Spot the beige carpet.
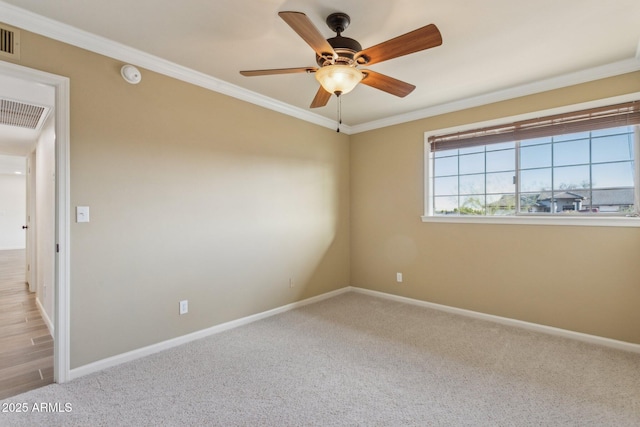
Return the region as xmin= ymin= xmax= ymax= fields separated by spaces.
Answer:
xmin=1 ymin=292 xmax=639 ymax=426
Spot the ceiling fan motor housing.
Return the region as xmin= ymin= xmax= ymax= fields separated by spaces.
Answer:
xmin=317 ymin=36 xmax=362 ymax=66
xmin=317 ymin=13 xmax=363 ymax=67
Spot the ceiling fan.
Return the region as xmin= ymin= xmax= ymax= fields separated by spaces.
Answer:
xmin=240 ymin=11 xmax=443 ymax=109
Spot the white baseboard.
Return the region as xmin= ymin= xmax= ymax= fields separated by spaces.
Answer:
xmin=35 ymin=296 xmax=54 ymax=337
xmin=69 ymin=284 xmax=639 ymax=381
xmin=69 ymin=287 xmax=351 ymax=381
xmin=350 ymin=287 xmax=640 ymax=354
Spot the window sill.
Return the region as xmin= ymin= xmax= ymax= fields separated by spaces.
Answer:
xmin=421 ymin=214 xmax=640 ymax=227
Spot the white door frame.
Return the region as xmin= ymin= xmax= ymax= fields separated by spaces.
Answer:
xmin=0 ymin=61 xmax=71 ymax=383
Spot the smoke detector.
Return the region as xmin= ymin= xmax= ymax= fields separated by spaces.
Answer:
xmin=121 ymin=65 xmax=142 ymax=84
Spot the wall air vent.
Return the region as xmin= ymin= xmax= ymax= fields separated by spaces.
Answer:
xmin=0 ymin=23 xmax=20 ymax=59
xmin=0 ymin=99 xmax=49 ymax=130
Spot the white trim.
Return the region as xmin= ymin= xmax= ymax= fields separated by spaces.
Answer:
xmin=54 ymin=73 xmax=71 ymax=384
xmin=421 ymin=215 xmax=640 ymax=227
xmin=70 ymin=285 xmax=640 ymax=380
xmin=1 ymin=1 xmax=638 ymax=135
xmin=635 ymin=126 xmax=640 ymax=212
xmin=0 ymin=61 xmax=72 ymax=384
xmin=0 ymin=1 xmax=349 ymax=134
xmin=69 ymin=287 xmax=351 ymax=380
xmin=350 ymin=287 xmax=640 ymax=354
xmin=351 ymin=58 xmax=640 ymax=133
xmin=424 ymin=137 xmax=433 ymax=217
xmin=35 ymin=296 xmax=54 ymax=337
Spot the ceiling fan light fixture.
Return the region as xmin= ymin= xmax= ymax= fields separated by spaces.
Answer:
xmin=315 ymin=65 xmax=363 ymax=95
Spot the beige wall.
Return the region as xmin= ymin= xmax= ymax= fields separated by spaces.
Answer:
xmin=3 ymin=30 xmax=350 ymax=367
xmin=3 ymin=25 xmax=640 ymax=370
xmin=350 ymin=72 xmax=640 ymax=345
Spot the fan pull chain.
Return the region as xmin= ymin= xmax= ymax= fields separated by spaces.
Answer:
xmin=336 ymin=93 xmax=342 ymax=133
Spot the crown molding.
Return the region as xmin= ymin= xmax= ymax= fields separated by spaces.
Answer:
xmin=350 ymin=57 xmax=640 ymax=134
xmin=0 ymin=1 xmax=353 ymax=134
xmin=2 ymin=1 xmax=637 ymax=137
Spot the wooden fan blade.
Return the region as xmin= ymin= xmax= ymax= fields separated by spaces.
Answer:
xmin=240 ymin=67 xmax=317 ymax=76
xmin=278 ymin=11 xmax=336 ymax=58
xmin=356 ymin=24 xmax=442 ymax=65
xmin=310 ymin=86 xmax=332 ymax=108
xmin=360 ymin=70 xmax=416 ymax=97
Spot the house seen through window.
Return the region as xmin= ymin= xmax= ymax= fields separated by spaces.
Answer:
xmin=427 ymin=102 xmax=640 ymax=217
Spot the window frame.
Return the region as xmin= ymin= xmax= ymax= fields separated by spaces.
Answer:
xmin=423 ymin=95 xmax=640 ymax=227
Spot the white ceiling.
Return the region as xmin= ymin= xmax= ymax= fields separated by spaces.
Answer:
xmin=2 ymin=0 xmax=640 ymax=131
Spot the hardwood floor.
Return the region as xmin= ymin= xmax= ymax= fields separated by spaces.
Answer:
xmin=0 ymin=249 xmax=53 ymax=400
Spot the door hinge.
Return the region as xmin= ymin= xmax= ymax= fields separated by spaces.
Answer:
xmin=56 ymin=244 xmax=59 ymax=253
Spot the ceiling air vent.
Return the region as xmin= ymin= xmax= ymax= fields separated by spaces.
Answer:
xmin=0 ymin=23 xmax=20 ymax=59
xmin=0 ymin=99 xmax=49 ymax=130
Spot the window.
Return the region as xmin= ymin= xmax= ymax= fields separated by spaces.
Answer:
xmin=425 ymin=101 xmax=640 ymax=224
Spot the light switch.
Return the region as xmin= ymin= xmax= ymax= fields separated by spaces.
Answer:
xmin=76 ymin=206 xmax=90 ymax=223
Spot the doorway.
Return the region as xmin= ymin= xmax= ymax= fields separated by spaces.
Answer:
xmin=0 ymin=83 xmax=55 ymax=399
xmin=0 ymin=60 xmax=70 ymax=386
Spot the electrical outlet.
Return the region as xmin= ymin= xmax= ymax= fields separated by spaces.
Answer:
xmin=289 ymin=278 xmax=295 ymax=288
xmin=179 ymin=300 xmax=188 ymax=315
xmin=396 ymin=272 xmax=403 ymax=283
